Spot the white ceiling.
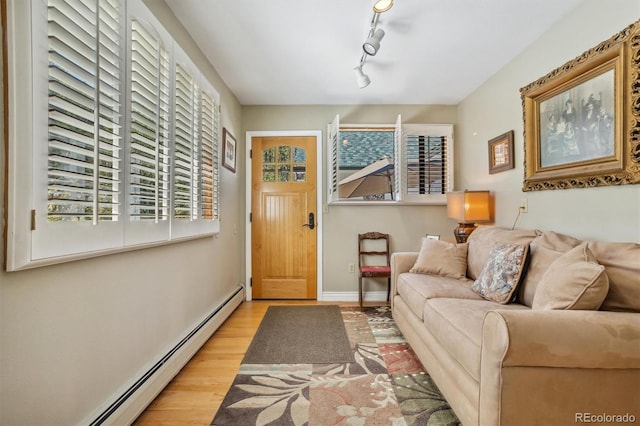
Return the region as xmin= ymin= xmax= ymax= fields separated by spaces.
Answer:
xmin=165 ymin=0 xmax=583 ymax=105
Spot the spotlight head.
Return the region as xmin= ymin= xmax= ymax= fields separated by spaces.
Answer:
xmin=353 ymin=65 xmax=371 ymax=89
xmin=373 ymin=0 xmax=393 ymax=13
xmin=363 ymin=28 xmax=385 ymax=56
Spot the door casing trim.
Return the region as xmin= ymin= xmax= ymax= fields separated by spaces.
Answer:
xmin=245 ymin=130 xmax=324 ymax=301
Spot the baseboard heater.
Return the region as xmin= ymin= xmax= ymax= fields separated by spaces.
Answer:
xmin=89 ymin=285 xmax=244 ymax=426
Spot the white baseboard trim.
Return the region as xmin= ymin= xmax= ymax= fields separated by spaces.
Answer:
xmin=321 ymin=291 xmax=389 ymax=302
xmin=86 ymin=286 xmax=244 ymax=426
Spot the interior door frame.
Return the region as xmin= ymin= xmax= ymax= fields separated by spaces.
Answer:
xmin=245 ymin=130 xmax=324 ymax=301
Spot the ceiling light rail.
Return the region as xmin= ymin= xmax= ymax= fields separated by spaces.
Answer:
xmin=354 ymin=0 xmax=393 ymax=88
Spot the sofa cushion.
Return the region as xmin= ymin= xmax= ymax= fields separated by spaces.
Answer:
xmin=471 ymin=243 xmax=529 ymax=304
xmin=518 ymin=231 xmax=583 ymax=307
xmin=587 ymin=241 xmax=640 ymax=312
xmin=423 ymin=298 xmax=528 ymax=381
xmin=532 ymin=244 xmax=609 ymax=310
xmin=466 ymin=226 xmax=540 ymax=280
xmin=410 ymin=238 xmax=468 ymax=279
xmin=396 ymin=273 xmax=480 ymax=320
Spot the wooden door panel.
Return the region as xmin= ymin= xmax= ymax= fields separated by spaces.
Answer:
xmin=251 ymin=136 xmax=317 ymax=299
xmin=261 ymin=192 xmax=307 ymax=278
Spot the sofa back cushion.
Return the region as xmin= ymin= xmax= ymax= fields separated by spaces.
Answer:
xmin=410 ymin=238 xmax=468 ymax=279
xmin=519 ymin=232 xmax=640 ymax=312
xmin=518 ymin=231 xmax=583 ymax=307
xmin=587 ymin=241 xmax=640 ymax=312
xmin=466 ymin=226 xmax=540 ymax=280
xmin=532 ymin=243 xmax=609 ymax=310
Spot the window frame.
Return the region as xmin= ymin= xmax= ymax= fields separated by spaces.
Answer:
xmin=327 ymin=115 xmax=454 ymax=206
xmin=5 ymin=0 xmax=221 ymax=271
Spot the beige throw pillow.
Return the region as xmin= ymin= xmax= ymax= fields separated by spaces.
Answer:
xmin=471 ymin=242 xmax=529 ymax=304
xmin=532 ymin=244 xmax=609 ymax=310
xmin=410 ymin=238 xmax=468 ymax=279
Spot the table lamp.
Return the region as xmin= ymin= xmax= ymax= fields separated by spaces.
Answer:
xmin=446 ymin=190 xmax=491 ymax=243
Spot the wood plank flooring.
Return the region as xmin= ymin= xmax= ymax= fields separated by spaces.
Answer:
xmin=133 ymin=300 xmax=369 ymax=425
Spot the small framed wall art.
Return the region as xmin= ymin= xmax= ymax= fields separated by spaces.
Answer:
xmin=488 ymin=130 xmax=515 ymax=174
xmin=222 ymin=127 xmax=237 ymax=173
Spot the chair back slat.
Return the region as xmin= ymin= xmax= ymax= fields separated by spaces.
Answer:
xmin=358 ymin=232 xmax=390 ymax=268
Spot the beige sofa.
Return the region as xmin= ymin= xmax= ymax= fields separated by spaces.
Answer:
xmin=390 ymin=226 xmax=640 ymax=426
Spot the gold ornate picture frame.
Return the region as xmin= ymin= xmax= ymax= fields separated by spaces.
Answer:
xmin=520 ymin=19 xmax=639 ymax=191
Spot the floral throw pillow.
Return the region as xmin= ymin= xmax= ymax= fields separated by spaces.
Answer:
xmin=471 ymin=242 xmax=529 ymax=304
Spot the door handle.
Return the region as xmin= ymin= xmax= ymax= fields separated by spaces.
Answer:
xmin=302 ymin=212 xmax=315 ymax=230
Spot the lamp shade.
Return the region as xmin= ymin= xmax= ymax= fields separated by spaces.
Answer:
xmin=446 ymin=191 xmax=491 ymax=223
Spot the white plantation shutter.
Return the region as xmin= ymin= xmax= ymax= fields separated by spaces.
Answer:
xmin=7 ymin=0 xmax=222 ymax=270
xmin=26 ymin=0 xmax=125 ymax=262
xmin=47 ymin=0 xmax=122 ymax=223
xmin=406 ymin=136 xmax=446 ymax=194
xmin=327 ymin=114 xmax=340 ymax=202
xmin=191 ymin=82 xmax=202 ymax=220
xmin=173 ymin=63 xmax=196 ymax=220
xmin=172 ymin=50 xmax=220 ymax=237
xmin=394 ymin=114 xmax=403 ymax=202
xmin=402 ymin=124 xmax=453 ymax=203
xmin=201 ymin=91 xmax=219 ymax=220
xmin=128 ymin=18 xmax=171 ymax=223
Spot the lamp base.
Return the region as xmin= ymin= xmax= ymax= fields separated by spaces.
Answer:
xmin=453 ymin=223 xmax=477 ymax=243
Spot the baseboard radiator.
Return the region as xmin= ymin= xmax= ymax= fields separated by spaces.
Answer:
xmin=88 ymin=285 xmax=245 ymax=426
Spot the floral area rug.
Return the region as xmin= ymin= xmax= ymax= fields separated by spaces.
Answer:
xmin=211 ymin=306 xmax=461 ymax=425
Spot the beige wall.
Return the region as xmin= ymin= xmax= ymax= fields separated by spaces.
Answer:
xmin=457 ymin=0 xmax=640 ymax=242
xmin=242 ymin=105 xmax=459 ymax=295
xmin=0 ymin=1 xmax=244 ymax=424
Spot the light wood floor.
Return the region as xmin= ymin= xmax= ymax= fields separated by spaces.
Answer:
xmin=133 ymin=300 xmax=370 ymax=425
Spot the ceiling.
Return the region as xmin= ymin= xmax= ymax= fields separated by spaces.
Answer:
xmin=165 ymin=0 xmax=583 ymax=106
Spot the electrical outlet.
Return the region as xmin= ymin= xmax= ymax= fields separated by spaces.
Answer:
xmin=520 ymin=198 xmax=528 ymax=213
xmin=348 ymin=263 xmax=355 ymax=273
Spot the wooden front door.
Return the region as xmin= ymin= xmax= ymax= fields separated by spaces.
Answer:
xmin=251 ymin=136 xmax=317 ymax=299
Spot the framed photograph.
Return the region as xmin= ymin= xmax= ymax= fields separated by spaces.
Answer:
xmin=222 ymin=127 xmax=237 ymax=173
xmin=520 ymin=20 xmax=639 ymax=191
xmin=488 ymin=130 xmax=514 ymax=174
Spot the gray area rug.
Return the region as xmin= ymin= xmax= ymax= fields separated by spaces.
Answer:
xmin=242 ymin=305 xmax=354 ymax=364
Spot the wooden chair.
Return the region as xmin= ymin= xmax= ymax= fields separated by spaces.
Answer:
xmin=358 ymin=232 xmax=391 ymax=310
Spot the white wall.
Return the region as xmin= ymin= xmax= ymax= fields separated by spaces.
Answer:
xmin=0 ymin=1 xmax=244 ymax=424
xmin=457 ymin=0 xmax=640 ymax=242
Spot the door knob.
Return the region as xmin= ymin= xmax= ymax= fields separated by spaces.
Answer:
xmin=302 ymin=212 xmax=315 ymax=230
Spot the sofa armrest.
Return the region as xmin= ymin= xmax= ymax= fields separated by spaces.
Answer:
xmin=390 ymin=252 xmax=418 ymax=309
xmin=482 ymin=310 xmax=640 ymax=369
xmin=480 ymin=310 xmax=640 ymax=426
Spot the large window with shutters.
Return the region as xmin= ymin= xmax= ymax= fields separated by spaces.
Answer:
xmin=5 ymin=0 xmax=221 ymax=271
xmin=328 ymin=115 xmax=454 ymax=204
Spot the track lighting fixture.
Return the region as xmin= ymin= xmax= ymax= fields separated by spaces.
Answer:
xmin=363 ymin=28 xmax=385 ymax=56
xmin=354 ymin=64 xmax=371 ymax=89
xmin=354 ymin=0 xmax=394 ymax=88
